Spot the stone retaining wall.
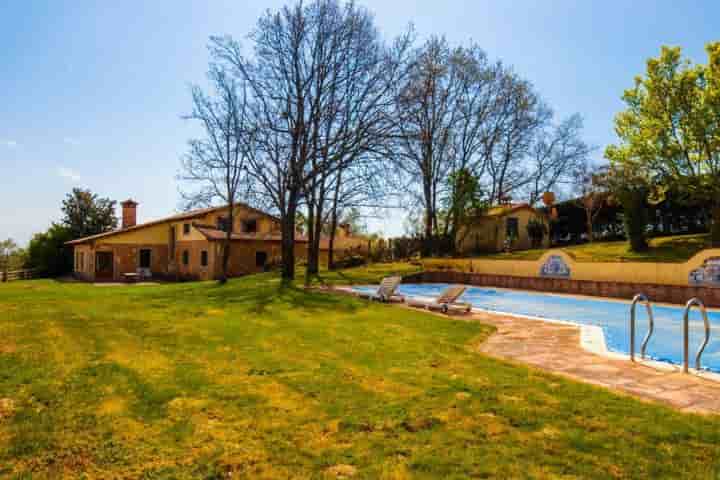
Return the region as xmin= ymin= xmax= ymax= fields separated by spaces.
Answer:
xmin=403 ymin=270 xmax=720 ymax=307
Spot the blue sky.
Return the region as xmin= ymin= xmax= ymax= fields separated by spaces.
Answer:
xmin=1 ymin=1 xmax=718 ymax=245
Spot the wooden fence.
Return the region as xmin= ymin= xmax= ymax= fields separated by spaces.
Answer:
xmin=1 ymin=269 xmax=40 ymax=282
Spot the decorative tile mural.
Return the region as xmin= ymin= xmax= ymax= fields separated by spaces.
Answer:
xmin=689 ymin=257 xmax=720 ymax=287
xmin=540 ymin=255 xmax=571 ymax=278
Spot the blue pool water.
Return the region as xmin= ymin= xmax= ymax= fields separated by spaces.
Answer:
xmin=352 ymin=283 xmax=720 ymax=373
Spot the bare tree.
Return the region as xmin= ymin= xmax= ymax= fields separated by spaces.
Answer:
xmin=393 ymin=39 xmax=544 ymax=254
xmin=483 ymin=74 xmax=550 ymax=205
xmin=574 ymin=163 xmax=609 ymax=242
xmin=325 ymin=153 xmax=392 ymax=269
xmin=440 ymin=47 xmax=508 ymax=246
xmin=211 ymin=0 xmax=411 ymax=281
xmin=300 ymin=4 xmax=411 ymax=283
xmin=393 ymin=36 xmax=463 ymax=255
xmin=525 ymin=114 xmax=593 ymax=205
xmin=180 ymin=64 xmax=252 ymax=283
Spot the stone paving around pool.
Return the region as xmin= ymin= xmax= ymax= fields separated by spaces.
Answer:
xmin=471 ymin=310 xmax=720 ymax=415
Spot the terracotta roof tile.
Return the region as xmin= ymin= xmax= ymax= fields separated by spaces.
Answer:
xmin=66 ymin=203 xmax=279 ymax=245
xmin=485 ymin=203 xmax=542 ymax=217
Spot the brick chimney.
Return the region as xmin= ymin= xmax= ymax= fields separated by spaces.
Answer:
xmin=121 ymin=199 xmax=138 ymax=229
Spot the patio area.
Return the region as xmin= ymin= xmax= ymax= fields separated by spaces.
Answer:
xmin=473 ymin=310 xmax=720 ymax=415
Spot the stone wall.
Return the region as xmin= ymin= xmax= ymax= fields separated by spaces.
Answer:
xmin=404 ymin=270 xmax=720 ymax=307
xmin=174 ymin=240 xmax=214 ymax=281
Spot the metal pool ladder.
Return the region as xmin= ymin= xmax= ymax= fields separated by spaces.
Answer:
xmin=682 ymin=298 xmax=711 ymax=373
xmin=630 ymin=294 xmax=655 ymax=361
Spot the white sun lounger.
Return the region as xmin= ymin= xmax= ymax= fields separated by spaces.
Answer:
xmin=407 ymin=285 xmax=472 ymax=314
xmin=357 ymin=276 xmax=404 ymax=303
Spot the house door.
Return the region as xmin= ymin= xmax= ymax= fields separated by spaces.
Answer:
xmin=256 ymin=251 xmax=268 ymax=269
xmin=95 ymin=251 xmax=114 ymax=280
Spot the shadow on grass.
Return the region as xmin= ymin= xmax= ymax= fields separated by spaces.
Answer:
xmin=69 ymin=362 xmax=178 ymax=421
xmin=200 ymin=275 xmax=362 ymax=316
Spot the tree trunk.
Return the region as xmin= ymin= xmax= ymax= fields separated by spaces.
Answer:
xmin=623 ymin=190 xmax=649 ymax=252
xmin=327 ymin=212 xmax=338 ymax=271
xmin=306 ymin=181 xmax=326 ymax=282
xmin=281 ymin=196 xmax=299 ymax=281
xmin=219 ymin=205 xmax=233 ymax=284
xmin=711 ymin=204 xmax=720 ymax=247
xmin=309 ymin=205 xmax=323 ymax=275
xmin=424 ymin=212 xmax=433 ymax=256
xmin=327 ymin=171 xmax=342 ymax=270
xmin=327 ymin=233 xmax=336 ymax=270
xmin=220 ymin=237 xmax=230 ymax=284
xmin=423 ymin=195 xmax=434 ymax=257
xmin=449 ymin=203 xmax=461 ymax=255
xmin=305 ymin=197 xmax=316 ymax=286
xmin=585 ymin=209 xmax=593 ymax=243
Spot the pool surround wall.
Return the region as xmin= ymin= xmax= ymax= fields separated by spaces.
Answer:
xmin=403 ymin=270 xmax=720 ymax=307
xmin=420 ymin=249 xmax=720 ymax=287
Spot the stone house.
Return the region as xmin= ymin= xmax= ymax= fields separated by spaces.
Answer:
xmin=67 ymin=200 xmax=364 ymax=281
xmin=456 ymin=203 xmax=550 ymax=254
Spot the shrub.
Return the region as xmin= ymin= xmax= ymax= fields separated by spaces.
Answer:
xmin=333 ymin=255 xmax=366 ymax=269
xmin=526 ymin=218 xmax=548 ymax=248
xmin=26 ymin=224 xmax=73 ymax=276
xmin=620 ymin=190 xmax=649 ymax=252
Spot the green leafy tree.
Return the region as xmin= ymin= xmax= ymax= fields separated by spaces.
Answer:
xmin=26 ymin=224 xmax=74 ymax=276
xmin=606 ymin=43 xmax=720 ymax=246
xmin=525 ymin=217 xmax=548 ymax=248
xmin=61 ymin=188 xmax=118 ymax=239
xmin=603 ymin=163 xmax=652 ymax=251
xmin=441 ymin=168 xmax=487 ymax=252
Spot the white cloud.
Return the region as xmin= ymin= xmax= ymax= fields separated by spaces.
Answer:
xmin=63 ymin=137 xmax=81 ymax=146
xmin=57 ymin=167 xmax=82 ymax=182
xmin=1 ymin=139 xmax=18 ymax=148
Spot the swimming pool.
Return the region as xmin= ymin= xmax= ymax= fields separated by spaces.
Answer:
xmin=351 ymin=283 xmax=720 ymax=373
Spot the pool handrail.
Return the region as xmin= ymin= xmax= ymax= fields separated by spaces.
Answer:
xmin=682 ymin=297 xmax=711 ymax=373
xmin=630 ymin=293 xmax=655 ymax=362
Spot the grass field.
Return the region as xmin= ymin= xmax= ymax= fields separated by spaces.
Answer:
xmin=1 ymin=264 xmax=720 ymax=478
xmin=482 ymin=233 xmax=712 ymax=263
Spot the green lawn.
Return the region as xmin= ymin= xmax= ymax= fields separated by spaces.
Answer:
xmin=483 ymin=233 xmax=712 ymax=263
xmin=1 ymin=265 xmax=720 ymax=478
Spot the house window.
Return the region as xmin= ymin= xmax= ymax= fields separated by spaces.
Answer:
xmin=80 ymin=252 xmax=84 ymax=271
xmin=256 ymin=251 xmax=268 ymax=268
xmin=506 ymin=217 xmax=519 ymax=239
xmin=217 ymin=216 xmax=231 ymax=232
xmin=75 ymin=252 xmax=79 ymax=271
xmin=183 ymin=223 xmax=191 ymax=235
xmin=182 ymin=250 xmax=189 ymax=266
xmin=139 ymin=249 xmax=152 ymax=269
xmin=201 ymin=250 xmax=208 ymax=267
xmin=243 ymin=219 xmax=258 ymax=233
